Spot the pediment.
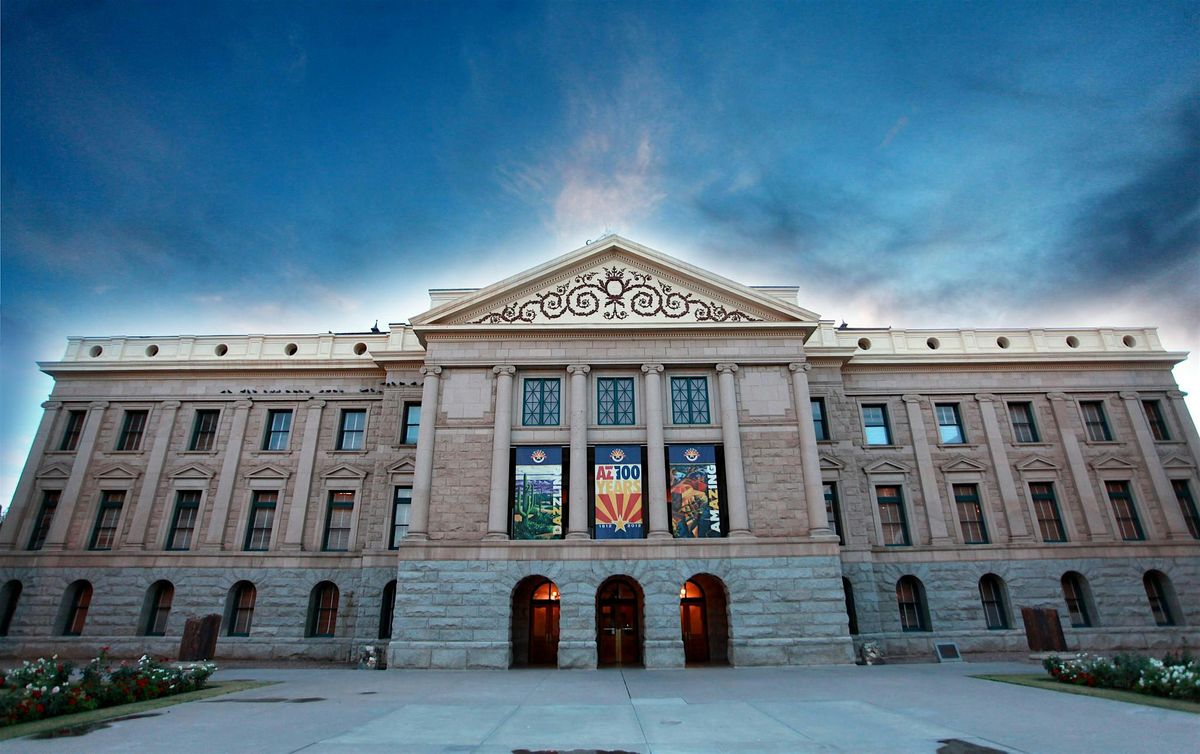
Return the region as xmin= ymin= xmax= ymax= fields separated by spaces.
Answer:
xmin=1016 ymin=456 xmax=1060 ymax=472
xmin=36 ymin=463 xmax=72 ymax=480
xmin=243 ymin=463 xmax=291 ymax=480
xmin=1090 ymin=455 xmax=1137 ymax=471
xmin=94 ymin=463 xmax=140 ymax=480
xmin=320 ymin=464 xmax=368 ymax=480
xmin=1161 ymin=455 xmax=1195 ymax=470
xmin=169 ymin=463 xmax=216 ymax=480
xmin=940 ymin=457 xmax=988 ymax=473
xmin=819 ymin=455 xmax=846 ymax=471
xmin=865 ymin=459 xmax=911 ymax=474
xmin=387 ymin=458 xmax=416 ymax=475
xmin=412 ymin=236 xmax=820 ymax=327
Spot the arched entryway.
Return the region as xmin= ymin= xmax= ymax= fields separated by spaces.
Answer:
xmin=511 ymin=576 xmax=560 ymax=667
xmin=596 ymin=576 xmax=643 ymax=667
xmin=679 ymin=574 xmax=729 ymax=665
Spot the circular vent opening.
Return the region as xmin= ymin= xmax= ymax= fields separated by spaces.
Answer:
xmin=215 ymin=344 xmax=229 ymax=357
xmin=926 ymin=337 xmax=941 ymax=350
xmin=996 ymin=336 xmax=1010 ymax=349
xmin=89 ymin=345 xmax=103 ymax=358
xmin=857 ymin=338 xmax=872 ymax=351
xmin=145 ymin=345 xmax=159 ymax=357
xmin=284 ymin=343 xmax=299 ymax=356
xmin=1122 ymin=335 xmax=1136 ymax=347
xmin=354 ymin=342 xmax=368 ymax=356
xmin=1066 ymin=336 xmax=1080 ymax=348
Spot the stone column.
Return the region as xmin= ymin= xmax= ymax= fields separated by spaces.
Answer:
xmin=1047 ymin=392 xmax=1113 ymax=541
xmin=1120 ymin=392 xmax=1192 ymax=539
xmin=0 ymin=401 xmax=62 ymax=549
xmin=406 ymin=366 xmax=443 ymax=542
xmin=788 ymin=362 xmax=831 ymax=536
xmin=201 ymin=400 xmax=252 ymax=550
xmin=641 ymin=364 xmax=670 ymax=539
xmin=43 ymin=401 xmax=107 ymax=551
xmin=1167 ymin=390 xmax=1200 ymax=477
xmin=123 ymin=401 xmax=181 ymax=549
xmin=975 ymin=394 xmax=1034 ymax=542
xmin=484 ymin=366 xmax=516 ymax=540
xmin=902 ymin=395 xmax=952 ymax=545
xmin=566 ymin=364 xmax=591 ymax=539
xmin=282 ymin=399 xmax=326 ymax=550
xmin=716 ymin=364 xmax=752 ymax=538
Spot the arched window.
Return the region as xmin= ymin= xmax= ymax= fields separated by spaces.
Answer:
xmin=1060 ymin=572 xmax=1094 ymax=628
xmin=1143 ymin=571 xmax=1178 ymax=626
xmin=143 ymin=581 xmax=174 ymax=636
xmin=0 ymin=580 xmax=22 ymax=636
xmin=896 ymin=576 xmax=929 ymax=632
xmin=842 ymin=578 xmax=858 ymax=635
xmin=379 ymin=580 xmax=397 ymax=640
xmin=227 ymin=581 xmax=256 ymax=636
xmin=61 ymin=580 xmax=93 ymax=636
xmin=307 ymin=582 xmax=339 ymax=637
xmin=978 ymin=574 xmax=1010 ymax=630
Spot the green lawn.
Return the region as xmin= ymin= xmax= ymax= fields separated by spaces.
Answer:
xmin=0 ymin=679 xmax=276 ymax=741
xmin=974 ymin=674 xmax=1200 ymax=714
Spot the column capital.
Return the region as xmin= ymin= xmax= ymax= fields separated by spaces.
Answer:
xmin=715 ymin=363 xmax=739 ymax=374
xmin=308 ymin=399 xmax=327 ymax=409
xmin=566 ymin=364 xmax=591 ymax=376
xmin=901 ymin=394 xmax=923 ymax=404
xmin=1167 ymin=390 xmax=1187 ymax=399
xmin=641 ymin=363 xmax=664 ymax=374
xmin=88 ymin=400 xmax=110 ymax=410
xmin=420 ymin=365 xmax=443 ymax=377
xmin=1118 ymin=391 xmax=1141 ymax=401
xmin=160 ymin=400 xmax=182 ymax=410
xmin=974 ymin=393 xmax=999 ymax=403
xmin=1047 ymin=392 xmax=1071 ymax=402
xmin=788 ymin=362 xmax=812 ymax=373
xmin=492 ymin=365 xmax=516 ymax=377
xmin=233 ymin=400 xmax=254 ymax=410
xmin=41 ymin=401 xmax=63 ymax=410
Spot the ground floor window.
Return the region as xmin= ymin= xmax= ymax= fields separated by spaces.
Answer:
xmin=308 ymin=581 xmax=339 ymax=637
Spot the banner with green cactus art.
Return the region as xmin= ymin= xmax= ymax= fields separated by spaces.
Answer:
xmin=513 ymin=446 xmax=563 ymax=539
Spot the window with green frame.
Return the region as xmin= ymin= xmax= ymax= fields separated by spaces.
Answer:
xmin=671 ymin=377 xmax=710 ymax=424
xmin=522 ymin=378 xmax=560 ymax=425
xmin=597 ymin=377 xmax=635 ymax=425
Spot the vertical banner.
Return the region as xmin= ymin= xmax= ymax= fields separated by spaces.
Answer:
xmin=594 ymin=445 xmax=644 ymax=539
xmin=669 ymin=445 xmax=722 ymax=538
xmin=513 ymin=447 xmax=563 ymax=540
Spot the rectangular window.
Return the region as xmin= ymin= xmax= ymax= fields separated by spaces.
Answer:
xmin=390 ymin=487 xmax=412 ymax=549
xmin=116 ymin=410 xmax=148 ymax=451
xmin=876 ymin=485 xmax=910 ymax=546
xmin=1029 ymin=482 xmax=1067 ymax=542
xmin=89 ymin=491 xmax=124 ymax=550
xmin=811 ymin=398 xmax=829 ymax=441
xmin=401 ymin=403 xmax=421 ymax=445
xmin=823 ymin=482 xmax=843 ymax=544
xmin=597 ymin=377 xmax=635 ymax=426
xmin=523 ymin=378 xmax=561 ymax=426
xmin=1173 ymin=479 xmax=1200 ymax=539
xmin=337 ymin=409 xmax=366 ymax=450
xmin=263 ymin=409 xmax=293 ymax=450
xmin=936 ymin=403 xmax=966 ymax=444
xmin=167 ymin=490 xmax=201 ymax=550
xmin=670 ymin=377 xmax=710 ymax=425
xmin=1080 ymin=401 xmax=1112 ymax=442
xmin=189 ymin=409 xmax=220 ymax=451
xmin=323 ymin=491 xmax=355 ymax=551
xmin=28 ymin=490 xmax=60 ymax=550
xmin=1008 ymin=402 xmax=1039 ymax=443
xmin=862 ymin=405 xmax=892 ymax=446
xmin=954 ymin=483 xmax=989 ymax=544
xmin=1105 ymin=480 xmax=1144 ymax=541
xmin=1142 ymin=400 xmax=1170 ymax=441
xmin=244 ymin=491 xmax=277 ymax=551
xmin=59 ymin=411 xmax=86 ymax=451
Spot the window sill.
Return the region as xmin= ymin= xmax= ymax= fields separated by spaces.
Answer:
xmin=110 ymin=450 xmax=145 ymax=455
xmin=1084 ymin=440 xmax=1121 ymax=446
xmin=862 ymin=444 xmax=903 ymax=450
xmin=1012 ymin=442 xmax=1051 ymax=448
xmin=258 ymin=449 xmax=292 ymax=454
xmin=182 ymin=450 xmax=219 ymax=456
xmin=331 ymin=449 xmax=368 ymax=454
xmin=936 ymin=442 xmax=982 ymax=449
xmin=44 ymin=450 xmax=77 ymax=455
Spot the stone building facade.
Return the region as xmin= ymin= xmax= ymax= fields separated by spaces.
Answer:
xmin=0 ymin=236 xmax=1197 ymax=667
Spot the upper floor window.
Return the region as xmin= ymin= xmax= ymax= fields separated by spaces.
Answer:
xmin=337 ymin=409 xmax=366 ymax=450
xmin=323 ymin=491 xmax=355 ymax=551
xmin=936 ymin=403 xmax=965 ymax=444
xmin=823 ymin=482 xmax=843 ymax=544
xmin=597 ymin=377 xmax=635 ymax=426
xmin=862 ymin=405 xmax=892 ymax=446
xmin=875 ymin=485 xmax=910 ymax=546
xmin=1029 ymin=482 xmax=1067 ymax=543
xmin=59 ymin=410 xmax=86 ymax=451
xmin=1142 ymin=400 xmax=1170 ymax=441
xmin=391 ymin=487 xmax=412 ymax=548
xmin=244 ymin=490 xmax=277 ymax=551
xmin=1080 ymin=401 xmax=1112 ymax=442
xmin=189 ymin=410 xmax=220 ymax=451
xmin=954 ymin=483 xmax=989 ymax=544
xmin=401 ymin=403 xmax=421 ymax=445
xmin=1173 ymin=479 xmax=1200 ymax=539
xmin=89 ymin=491 xmax=124 ymax=550
xmin=28 ymin=490 xmax=59 ymax=551
xmin=811 ymin=398 xmax=829 ymax=441
xmin=670 ymin=377 xmax=710 ymax=424
xmin=1008 ymin=402 xmax=1039 ymax=443
xmin=167 ymin=490 xmax=201 ymax=550
xmin=116 ymin=410 xmax=148 ymax=451
xmin=1104 ymin=480 xmax=1144 ymax=541
xmin=263 ymin=409 xmax=293 ymax=451
xmin=522 ymin=378 xmax=561 ymax=426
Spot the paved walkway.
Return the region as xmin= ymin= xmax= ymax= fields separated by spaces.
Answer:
xmin=5 ymin=662 xmax=1197 ymax=753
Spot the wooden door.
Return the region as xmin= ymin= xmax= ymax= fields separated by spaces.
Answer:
xmin=681 ymin=602 xmax=709 ymax=663
xmin=616 ymin=601 xmax=638 ymax=664
xmin=597 ymin=579 xmax=641 ymax=666
xmin=529 ymin=601 xmax=560 ymax=665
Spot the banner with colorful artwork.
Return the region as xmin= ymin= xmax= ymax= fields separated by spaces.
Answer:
xmin=594 ymin=445 xmax=643 ymax=539
xmin=513 ymin=446 xmax=563 ymax=539
xmin=669 ymin=445 xmax=722 ymax=538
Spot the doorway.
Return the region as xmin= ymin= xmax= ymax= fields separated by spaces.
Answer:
xmin=511 ymin=576 xmax=560 ymax=667
xmin=679 ymin=573 xmax=730 ymax=665
xmin=680 ymin=579 xmax=709 ymax=663
xmin=596 ymin=576 xmax=642 ymax=666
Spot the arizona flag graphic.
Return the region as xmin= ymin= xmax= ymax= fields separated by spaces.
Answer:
xmin=594 ymin=445 xmax=643 ymax=539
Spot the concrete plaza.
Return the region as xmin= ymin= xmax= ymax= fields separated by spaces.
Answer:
xmin=4 ymin=661 xmax=1197 ymax=753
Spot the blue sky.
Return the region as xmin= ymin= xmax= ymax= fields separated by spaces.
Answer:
xmin=2 ymin=0 xmax=1198 ymax=509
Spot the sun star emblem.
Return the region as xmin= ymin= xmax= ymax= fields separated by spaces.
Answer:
xmin=614 ymin=518 xmax=628 ymax=532
xmin=530 ymin=449 xmax=547 ymax=463
xmin=683 ymin=447 xmax=701 ymax=462
xmin=609 ymin=448 xmax=626 ymax=462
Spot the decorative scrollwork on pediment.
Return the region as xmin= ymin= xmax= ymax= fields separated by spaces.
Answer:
xmin=470 ymin=267 xmax=762 ymax=324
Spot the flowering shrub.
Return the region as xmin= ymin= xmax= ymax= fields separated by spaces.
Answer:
xmin=0 ymin=648 xmax=216 ymax=727
xmin=1044 ymin=651 xmax=1199 ymax=701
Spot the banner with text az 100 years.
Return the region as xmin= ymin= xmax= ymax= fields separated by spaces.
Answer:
xmin=669 ymin=445 xmax=722 ymax=538
xmin=594 ymin=445 xmax=643 ymax=539
xmin=513 ymin=447 xmax=563 ymax=540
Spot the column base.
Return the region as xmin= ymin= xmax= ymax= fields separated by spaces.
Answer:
xmin=728 ymin=529 xmax=755 ymax=539
xmin=403 ymin=532 xmax=429 ymax=542
xmin=276 ymin=542 xmax=304 ymax=552
xmin=930 ymin=536 xmax=955 ymax=546
xmin=481 ymin=532 xmax=509 ymax=541
xmin=647 ymin=531 xmax=672 ymax=540
xmin=564 ymin=531 xmax=590 ymax=540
